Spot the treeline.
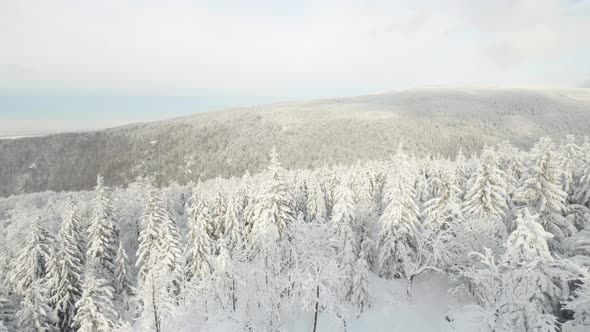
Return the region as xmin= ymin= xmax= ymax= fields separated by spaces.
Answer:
xmin=1 ymin=135 xmax=590 ymax=331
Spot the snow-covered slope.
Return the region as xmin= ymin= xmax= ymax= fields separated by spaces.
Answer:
xmin=1 ymin=87 xmax=590 ymax=196
xmin=166 ymin=272 xmax=479 ymax=332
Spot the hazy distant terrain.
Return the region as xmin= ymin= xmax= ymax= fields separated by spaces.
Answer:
xmin=1 ymin=87 xmax=590 ymax=197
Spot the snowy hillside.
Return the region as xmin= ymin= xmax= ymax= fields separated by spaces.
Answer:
xmin=2 ymin=137 xmax=590 ymax=332
xmin=1 ymin=87 xmax=590 ymax=197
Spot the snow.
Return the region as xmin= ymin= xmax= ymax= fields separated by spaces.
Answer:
xmin=165 ymin=272 xmax=478 ymax=332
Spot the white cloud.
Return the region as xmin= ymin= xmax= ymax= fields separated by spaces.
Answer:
xmin=0 ymin=0 xmax=589 ymax=97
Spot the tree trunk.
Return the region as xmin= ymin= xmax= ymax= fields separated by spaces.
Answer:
xmin=152 ymin=284 xmax=160 ymax=332
xmin=406 ymin=275 xmax=414 ymax=303
xmin=312 ymin=285 xmax=320 ymax=332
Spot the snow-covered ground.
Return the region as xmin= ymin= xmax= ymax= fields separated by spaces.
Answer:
xmin=167 ymin=272 xmax=479 ymax=332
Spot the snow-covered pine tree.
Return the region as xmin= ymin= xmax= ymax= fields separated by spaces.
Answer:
xmin=135 ymin=186 xmax=183 ymax=331
xmin=574 ymin=170 xmax=590 ymax=208
xmin=211 ymin=192 xmax=227 ymax=241
xmin=212 ymin=238 xmax=236 ymax=312
xmin=223 ymin=193 xmax=245 ymax=253
xmin=515 ymin=137 xmax=575 ymax=250
xmin=499 ymin=208 xmax=561 ymax=332
xmin=87 ymin=175 xmax=119 ymax=282
xmin=250 ymin=147 xmax=295 ymax=249
xmin=503 ymin=209 xmax=554 ymax=267
xmin=559 ymin=134 xmax=582 ymax=196
xmin=330 ymin=184 xmax=358 ymax=301
xmin=350 ymin=257 xmax=371 ymax=315
xmin=562 ymin=264 xmax=590 ymax=332
xmin=17 ymin=279 xmax=57 ymax=332
xmin=461 ymin=146 xmax=508 ymax=223
xmin=378 ymin=146 xmax=420 ymax=279
xmin=7 ymin=216 xmax=54 ymax=296
xmin=186 ymin=185 xmax=214 ymax=282
xmin=306 ymin=180 xmax=327 ymax=224
xmin=50 ymin=197 xmax=85 ymax=332
xmin=422 ymin=172 xmax=462 ymax=231
xmin=0 ymin=289 xmax=16 ymax=332
xmin=74 ymin=274 xmax=117 ymax=332
xmin=454 ymin=148 xmax=469 ymax=197
xmin=114 ymin=242 xmax=133 ymax=311
xmin=414 ymin=167 xmax=430 ymax=205
xmin=426 ymin=164 xmax=443 ymax=201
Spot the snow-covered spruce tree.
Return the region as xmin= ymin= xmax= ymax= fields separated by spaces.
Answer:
xmin=461 ymin=147 xmax=508 ymax=241
xmin=223 ymin=193 xmax=245 ymax=253
xmin=426 ymin=164 xmax=443 ymax=201
xmin=135 ymin=186 xmax=183 ymax=331
xmin=454 ymin=148 xmax=470 ymax=197
xmin=17 ymin=279 xmax=57 ymax=332
xmin=210 ymin=192 xmax=227 ymax=242
xmin=574 ymin=170 xmax=590 ymax=208
xmin=496 ymin=140 xmax=524 ymax=201
xmin=114 ymin=242 xmax=133 ymax=311
xmin=559 ymin=134 xmax=583 ymax=196
xmin=288 ymin=218 xmax=342 ymax=332
xmin=50 ymin=198 xmax=85 ymax=332
xmin=250 ymin=147 xmax=295 ymax=249
xmin=414 ymin=167 xmax=431 ymax=206
xmin=500 ymin=208 xmax=561 ymax=331
xmin=515 ymin=137 xmax=574 ymax=250
xmin=212 ymin=238 xmax=237 ymax=312
xmin=87 ymin=175 xmax=120 ymax=282
xmin=7 ymin=216 xmax=54 ymax=296
xmin=350 ymin=257 xmax=371 ymax=315
xmin=563 ymin=223 xmax=590 ymax=267
xmin=378 ymin=146 xmax=420 ymax=279
xmin=185 ymin=184 xmax=214 ymax=282
xmin=330 ymin=184 xmax=358 ymax=301
xmin=306 ymin=180 xmax=327 ymax=224
xmin=422 ymin=172 xmax=462 ymax=231
xmin=0 ymin=289 xmax=17 ymax=332
xmin=562 ymin=264 xmax=590 ymax=332
xmin=74 ymin=273 xmax=117 ymax=332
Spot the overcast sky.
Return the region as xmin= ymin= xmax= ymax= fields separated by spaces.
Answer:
xmin=1 ymin=0 xmax=589 ymax=133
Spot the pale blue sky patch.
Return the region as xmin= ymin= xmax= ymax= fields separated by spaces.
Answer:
xmin=1 ymin=0 xmax=589 ymax=133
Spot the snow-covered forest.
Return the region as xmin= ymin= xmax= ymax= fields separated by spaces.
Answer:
xmin=2 ymin=135 xmax=590 ymax=332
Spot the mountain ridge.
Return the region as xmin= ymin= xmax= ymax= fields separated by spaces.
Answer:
xmin=1 ymin=86 xmax=590 ymax=197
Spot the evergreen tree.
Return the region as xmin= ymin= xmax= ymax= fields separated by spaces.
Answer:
xmin=8 ymin=216 xmax=54 ymax=296
xmin=136 ymin=186 xmax=182 ymax=332
xmin=350 ymin=257 xmax=371 ymax=315
xmin=378 ymin=147 xmax=420 ymax=279
xmin=331 ymin=184 xmax=357 ymax=300
xmin=562 ymin=265 xmax=590 ymax=331
xmin=51 ymin=198 xmax=85 ymax=332
xmin=515 ymin=138 xmax=574 ymax=249
xmin=500 ymin=209 xmax=561 ymax=332
xmin=87 ymin=175 xmax=119 ymax=282
xmin=74 ymin=274 xmax=116 ymax=332
xmin=250 ymin=147 xmax=295 ymax=248
xmin=224 ymin=193 xmax=244 ymax=253
xmin=186 ymin=186 xmax=214 ymax=282
xmin=0 ymin=290 xmax=16 ymax=332
xmin=574 ymin=171 xmax=590 ymax=208
xmin=17 ymin=279 xmax=57 ymax=332
xmin=210 ymin=192 xmax=227 ymax=241
xmin=306 ymin=180 xmax=327 ymax=223
xmin=462 ymin=147 xmax=508 ymax=223
xmin=559 ymin=134 xmax=582 ymax=196
xmin=113 ymin=243 xmax=133 ymax=311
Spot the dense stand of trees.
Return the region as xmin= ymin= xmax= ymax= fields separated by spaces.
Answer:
xmin=1 ymin=135 xmax=590 ymax=331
